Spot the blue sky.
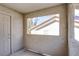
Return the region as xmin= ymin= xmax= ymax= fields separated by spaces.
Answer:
xmin=32 ymin=15 xmax=52 ymax=25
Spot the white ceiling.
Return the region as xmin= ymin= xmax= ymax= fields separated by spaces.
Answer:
xmin=1 ymin=3 xmax=62 ymax=14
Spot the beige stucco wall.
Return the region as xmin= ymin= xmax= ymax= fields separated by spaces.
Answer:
xmin=0 ymin=5 xmax=23 ymax=54
xmin=24 ymin=4 xmax=68 ymax=56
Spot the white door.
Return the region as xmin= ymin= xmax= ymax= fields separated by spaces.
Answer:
xmin=0 ymin=13 xmax=10 ymax=56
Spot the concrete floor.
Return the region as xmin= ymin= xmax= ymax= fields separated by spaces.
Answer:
xmin=10 ymin=49 xmax=43 ymax=56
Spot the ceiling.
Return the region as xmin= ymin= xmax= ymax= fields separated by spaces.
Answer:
xmin=1 ymin=3 xmax=62 ymax=14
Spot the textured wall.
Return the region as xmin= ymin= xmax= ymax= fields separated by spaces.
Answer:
xmin=24 ymin=4 xmax=68 ymax=56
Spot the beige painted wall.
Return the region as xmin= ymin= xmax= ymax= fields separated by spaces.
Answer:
xmin=68 ymin=3 xmax=74 ymax=56
xmin=11 ymin=13 xmax=23 ymax=53
xmin=0 ymin=5 xmax=23 ymax=54
xmin=24 ymin=4 xmax=68 ymax=56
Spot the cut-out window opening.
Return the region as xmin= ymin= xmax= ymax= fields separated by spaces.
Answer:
xmin=27 ymin=14 xmax=60 ymax=35
xmin=74 ymin=9 xmax=79 ymax=41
